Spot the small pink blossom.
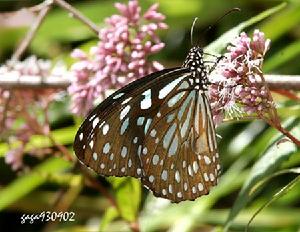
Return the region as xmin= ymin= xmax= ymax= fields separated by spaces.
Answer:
xmin=209 ymin=30 xmax=272 ymax=125
xmin=5 ymin=147 xmax=24 ymax=171
xmin=68 ymin=0 xmax=168 ymax=116
xmin=0 ymin=56 xmax=66 ymax=170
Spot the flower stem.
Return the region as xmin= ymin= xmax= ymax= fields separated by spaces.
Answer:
xmin=2 ymin=74 xmax=299 ymax=90
xmin=9 ymin=0 xmax=99 ymax=62
xmin=274 ymin=123 xmax=300 ymax=147
xmin=53 ymin=0 xmax=99 ymax=34
xmin=80 ymin=165 xmax=119 ymax=209
xmin=11 ymin=1 xmax=52 ymax=61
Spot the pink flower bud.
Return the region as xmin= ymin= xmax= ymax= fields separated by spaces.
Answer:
xmin=68 ymin=0 xmax=167 ymax=116
xmin=71 ymin=49 xmax=87 ymax=59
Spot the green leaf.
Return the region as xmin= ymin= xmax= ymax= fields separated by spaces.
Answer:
xmin=0 ymin=126 xmax=77 ymax=157
xmin=0 ymin=157 xmax=71 ymax=211
xmin=224 ymin=121 xmax=300 ymax=230
xmin=30 ymin=1 xmax=117 ymax=57
xmin=107 ymin=177 xmax=141 ymax=222
xmin=277 ymin=104 xmax=300 ymax=119
xmin=0 ymin=27 xmax=26 ymax=59
xmin=99 ymin=206 xmax=119 ymax=232
xmin=264 ymin=40 xmax=300 ymax=72
xmin=246 ymin=174 xmax=300 ymax=231
xmin=260 ymin=3 xmax=300 ymax=41
xmin=250 ymin=167 xmax=300 ymax=195
xmin=205 ymin=2 xmax=286 ymax=54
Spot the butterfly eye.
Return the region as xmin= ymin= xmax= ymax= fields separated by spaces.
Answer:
xmin=74 ymin=47 xmax=221 ymax=203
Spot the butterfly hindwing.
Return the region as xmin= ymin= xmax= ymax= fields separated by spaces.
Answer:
xmin=140 ymin=81 xmax=220 ymax=202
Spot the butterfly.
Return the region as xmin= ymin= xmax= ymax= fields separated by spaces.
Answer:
xmin=73 ymin=45 xmax=221 ymax=203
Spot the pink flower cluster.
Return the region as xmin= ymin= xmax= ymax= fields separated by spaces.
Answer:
xmin=0 ymin=56 xmax=63 ymax=170
xmin=209 ymin=30 xmax=272 ymax=125
xmin=68 ymin=0 xmax=168 ymax=116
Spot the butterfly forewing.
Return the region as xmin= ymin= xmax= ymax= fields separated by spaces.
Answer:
xmin=74 ymin=68 xmax=190 ymax=178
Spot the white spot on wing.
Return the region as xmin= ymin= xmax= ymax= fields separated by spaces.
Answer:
xmin=178 ymin=91 xmax=195 ymax=120
xmin=79 ymin=132 xmax=83 ymax=141
xmin=177 ymin=192 xmax=182 ymax=198
xmin=161 ymin=170 xmax=167 ymax=181
xmin=128 ymin=159 xmax=132 ymax=167
xmin=199 ymin=94 xmax=207 ymax=128
xmin=192 ymin=186 xmax=196 ymax=193
xmin=175 ymin=171 xmax=180 ymax=183
xmin=142 ymin=147 xmax=148 ymax=155
xmin=122 ymin=97 xmax=132 ymax=105
xmin=137 ymin=168 xmax=142 ymax=175
xmin=149 ymin=175 xmax=155 ymax=183
xmin=204 ymin=173 xmax=209 ymax=182
xmin=121 ymin=146 xmax=127 ymax=158
xmin=152 ymin=155 xmax=159 ymax=165
xmin=159 ymin=75 xmax=186 ymax=99
xmin=113 ymin=92 xmax=124 ymax=99
xmin=137 ymin=117 xmax=145 ymax=126
xmin=110 ymin=153 xmax=114 ymax=160
xmin=168 ymin=134 xmax=179 ymax=156
xmin=103 ymin=124 xmax=109 ymax=135
xmin=198 ymin=183 xmax=204 ymax=191
xmin=184 ymin=182 xmax=188 ymax=191
xmin=167 ymin=92 xmax=185 ymax=107
xmin=163 ymin=123 xmax=176 ymax=149
xmin=188 ymin=165 xmax=193 ymax=176
xmin=144 ymin=118 xmax=152 ymax=134
xmin=103 ymin=143 xmax=110 ymax=154
xmin=89 ymin=114 xmax=96 ymax=122
xmin=193 ymin=161 xmax=199 ymax=173
xmin=168 ymin=184 xmax=173 ymax=193
xmin=178 ymin=80 xmax=189 ymax=89
xmin=204 ymin=155 xmax=211 ymax=164
xmin=92 ymin=117 xmax=99 ymax=129
xmin=166 ymin=113 xmax=175 ymax=123
xmin=141 ymin=89 xmax=152 ymax=109
xmin=150 ymin=129 xmax=157 ymax=137
xmin=120 ymin=118 xmax=129 ymax=135
xmin=92 ymin=152 xmax=97 ymax=161
xmin=89 ymin=140 xmax=94 ymax=149
xmin=180 ymin=102 xmax=193 ymax=138
xmin=137 ymin=145 xmax=142 ymax=156
xmin=98 ymin=121 xmax=105 ymax=129
xmin=120 ymin=105 xmax=130 ymax=120
xmin=210 ymin=173 xmax=215 ymax=181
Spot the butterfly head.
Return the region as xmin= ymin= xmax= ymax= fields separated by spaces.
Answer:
xmin=182 ymin=46 xmax=204 ymax=70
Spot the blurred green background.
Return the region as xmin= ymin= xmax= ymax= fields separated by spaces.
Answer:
xmin=0 ymin=0 xmax=300 ymax=232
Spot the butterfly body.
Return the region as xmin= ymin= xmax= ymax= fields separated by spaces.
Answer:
xmin=74 ymin=46 xmax=221 ymax=203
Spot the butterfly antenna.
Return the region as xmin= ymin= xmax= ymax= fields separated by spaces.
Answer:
xmin=190 ymin=17 xmax=198 ymax=46
xmin=202 ymin=7 xmax=241 ymax=36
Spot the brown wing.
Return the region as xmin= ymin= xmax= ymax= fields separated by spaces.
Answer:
xmin=73 ymin=68 xmax=190 ymax=178
xmin=140 ymin=85 xmax=220 ymax=202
